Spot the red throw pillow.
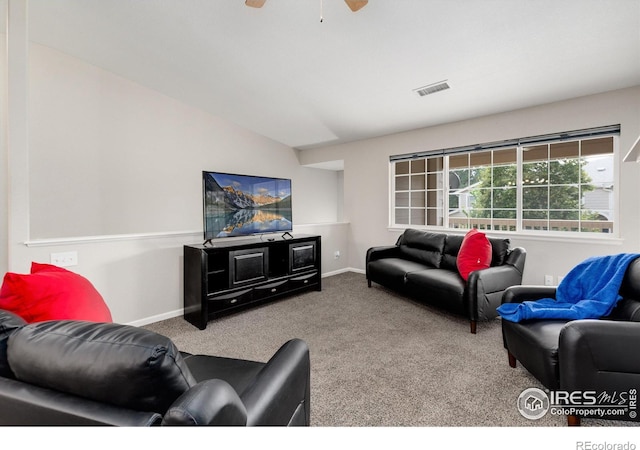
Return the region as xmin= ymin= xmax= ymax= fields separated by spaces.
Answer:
xmin=0 ymin=262 xmax=112 ymax=323
xmin=456 ymin=229 xmax=492 ymax=281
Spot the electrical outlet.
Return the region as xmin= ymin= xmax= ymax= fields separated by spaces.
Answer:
xmin=334 ymin=250 xmax=341 ymax=259
xmin=50 ymin=251 xmax=78 ymax=267
xmin=544 ymin=275 xmax=554 ymax=286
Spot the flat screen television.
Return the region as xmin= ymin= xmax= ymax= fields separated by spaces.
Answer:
xmin=203 ymin=171 xmax=293 ymax=241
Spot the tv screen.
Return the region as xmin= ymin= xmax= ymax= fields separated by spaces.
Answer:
xmin=203 ymin=171 xmax=292 ymax=240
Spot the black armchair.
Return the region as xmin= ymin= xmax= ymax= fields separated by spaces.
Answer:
xmin=501 ymin=257 xmax=640 ymax=425
xmin=0 ymin=310 xmax=310 ymax=426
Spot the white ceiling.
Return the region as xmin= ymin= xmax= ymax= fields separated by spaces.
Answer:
xmin=27 ymin=0 xmax=640 ymax=150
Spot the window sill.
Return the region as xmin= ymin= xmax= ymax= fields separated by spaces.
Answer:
xmin=388 ymin=226 xmax=624 ymax=246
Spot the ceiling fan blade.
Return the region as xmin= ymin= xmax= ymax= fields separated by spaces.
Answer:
xmin=245 ymin=0 xmax=266 ymax=8
xmin=344 ymin=0 xmax=368 ymax=12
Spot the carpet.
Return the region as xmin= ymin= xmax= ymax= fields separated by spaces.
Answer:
xmin=144 ymin=271 xmax=629 ymax=427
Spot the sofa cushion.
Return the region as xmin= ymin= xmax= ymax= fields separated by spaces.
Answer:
xmin=0 ymin=310 xmax=27 ymax=379
xmin=8 ymin=320 xmax=196 ymax=414
xmin=0 ymin=262 xmax=113 ymax=324
xmin=405 ymin=269 xmax=466 ymax=311
xmin=609 ymin=258 xmax=640 ymax=321
xmin=488 ymin=237 xmax=511 ymax=266
xmin=619 ymin=257 xmax=640 ymax=301
xmin=367 ymin=258 xmax=429 ymax=290
xmin=441 ymin=234 xmax=464 ymax=271
xmin=397 ymin=229 xmax=446 ymax=268
xmin=183 ymin=354 xmax=265 ymax=394
xmin=457 ymin=229 xmax=492 ymax=280
xmin=608 ymin=298 xmax=640 ymax=322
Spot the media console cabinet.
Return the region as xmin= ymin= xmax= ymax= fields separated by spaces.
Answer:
xmin=183 ymin=234 xmax=321 ymax=329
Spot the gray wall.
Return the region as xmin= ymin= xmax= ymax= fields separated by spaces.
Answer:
xmin=300 ymin=86 xmax=640 ymax=286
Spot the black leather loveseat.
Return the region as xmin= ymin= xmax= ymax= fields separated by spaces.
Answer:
xmin=366 ymin=229 xmax=526 ymax=333
xmin=501 ymin=256 xmax=640 ymax=425
xmin=0 ymin=309 xmax=310 ymax=426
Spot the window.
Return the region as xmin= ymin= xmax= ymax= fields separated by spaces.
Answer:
xmin=394 ymin=157 xmax=443 ymax=226
xmin=391 ymin=127 xmax=617 ymax=235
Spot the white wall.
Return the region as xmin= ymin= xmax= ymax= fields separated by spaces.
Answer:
xmin=0 ymin=23 xmax=7 ymax=278
xmin=28 ymin=43 xmax=340 ymax=239
xmin=300 ymin=86 xmax=640 ymax=286
xmin=4 ymin=36 xmax=349 ymax=325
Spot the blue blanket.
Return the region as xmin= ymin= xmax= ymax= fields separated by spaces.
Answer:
xmin=497 ymin=253 xmax=640 ymax=322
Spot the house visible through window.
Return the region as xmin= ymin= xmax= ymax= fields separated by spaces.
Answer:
xmin=391 ymin=126 xmax=617 ymax=235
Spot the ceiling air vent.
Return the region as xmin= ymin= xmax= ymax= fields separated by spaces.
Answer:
xmin=414 ymin=80 xmax=450 ymax=97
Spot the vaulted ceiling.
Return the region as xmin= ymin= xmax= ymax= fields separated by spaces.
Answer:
xmin=27 ymin=0 xmax=640 ymax=150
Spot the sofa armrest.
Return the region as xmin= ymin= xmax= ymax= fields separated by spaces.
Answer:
xmin=366 ymin=245 xmax=400 ymax=263
xmin=505 ymin=247 xmax=527 ymax=275
xmin=162 ymin=379 xmax=247 ymax=426
xmin=467 ymin=246 xmax=527 ymax=297
xmin=470 ymin=265 xmax=523 ymax=294
xmin=501 ymin=285 xmax=558 ymax=304
xmin=467 ymin=255 xmax=527 ymax=321
xmin=240 ymin=338 xmax=310 ymax=426
xmin=559 ymin=320 xmax=640 ymax=394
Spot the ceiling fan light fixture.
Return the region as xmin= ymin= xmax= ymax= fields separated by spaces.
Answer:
xmin=344 ymin=0 xmax=368 ymax=12
xmin=244 ymin=0 xmax=368 ymax=13
xmin=245 ymin=0 xmax=266 ymax=8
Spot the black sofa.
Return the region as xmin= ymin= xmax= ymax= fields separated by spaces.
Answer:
xmin=501 ymin=256 xmax=640 ymax=425
xmin=366 ymin=229 xmax=526 ymax=333
xmin=0 ymin=309 xmax=310 ymax=426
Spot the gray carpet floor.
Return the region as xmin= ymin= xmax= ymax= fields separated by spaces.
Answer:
xmin=144 ymin=271 xmax=632 ymax=427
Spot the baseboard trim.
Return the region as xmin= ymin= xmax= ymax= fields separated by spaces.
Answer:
xmin=127 ymin=308 xmax=183 ymax=327
xmin=133 ymin=269 xmax=364 ymax=327
xmin=322 ymin=267 xmax=363 ymax=277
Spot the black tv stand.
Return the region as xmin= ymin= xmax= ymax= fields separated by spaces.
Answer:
xmin=282 ymin=231 xmax=293 ymax=239
xmin=184 ymin=234 xmax=321 ymax=330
